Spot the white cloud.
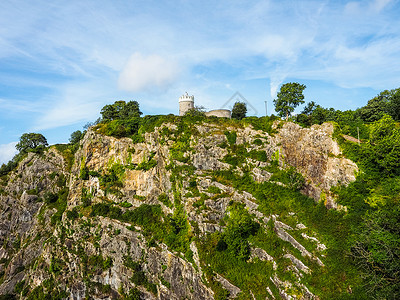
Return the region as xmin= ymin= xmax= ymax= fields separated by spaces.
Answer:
xmin=118 ymin=53 xmax=181 ymax=92
xmin=0 ymin=0 xmax=400 ymax=140
xmin=0 ymin=142 xmax=17 ymax=165
xmin=32 ymin=82 xmax=108 ymax=131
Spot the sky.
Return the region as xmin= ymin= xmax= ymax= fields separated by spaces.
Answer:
xmin=1 ymin=0 xmax=400 ymax=164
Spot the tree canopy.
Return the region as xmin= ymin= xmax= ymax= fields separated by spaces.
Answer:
xmin=231 ymin=101 xmax=247 ymax=120
xmin=69 ymin=130 xmax=84 ymax=144
xmin=16 ymin=133 xmax=48 ymax=153
xmin=359 ymin=88 xmax=400 ymax=122
xmin=100 ymin=100 xmax=142 ymax=121
xmin=274 ymin=82 xmax=306 ymax=121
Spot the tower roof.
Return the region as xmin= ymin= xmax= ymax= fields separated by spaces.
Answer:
xmin=179 ymin=92 xmax=194 ymax=102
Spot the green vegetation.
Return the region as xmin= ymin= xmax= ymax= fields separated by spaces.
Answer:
xmin=94 ymin=100 xmax=142 ymax=137
xmin=358 ymin=88 xmax=400 ymax=122
xmin=90 ymin=202 xmax=192 ymax=256
xmin=216 ymin=203 xmax=260 ymax=260
xmin=224 ymin=130 xmax=237 ymax=145
xmin=329 ymin=115 xmax=400 ymax=298
xmin=274 ymin=82 xmax=306 ymax=121
xmin=123 ymin=256 xmax=157 ymax=295
xmin=16 ymin=133 xmax=48 ymax=153
xmin=158 ymin=193 xmax=173 ymax=208
xmin=184 ymin=106 xmax=206 ymax=117
xmin=99 ymin=163 xmax=125 ymax=195
xmin=1 ymin=86 xmax=399 ymax=299
xmin=231 ymin=101 xmax=247 ymax=120
xmin=135 ymin=152 xmax=157 ymax=171
xmin=49 ymin=187 xmax=69 ymax=226
xmin=101 ymin=100 xmax=142 ymax=121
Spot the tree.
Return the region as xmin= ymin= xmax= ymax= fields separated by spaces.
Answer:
xmin=301 ymin=101 xmax=317 ymax=115
xmin=231 ymin=101 xmax=247 ymax=120
xmin=16 ymin=133 xmax=48 ymax=153
xmin=69 ymin=130 xmax=83 ymax=144
xmin=297 ymin=101 xmax=317 ymax=126
xmin=101 ymin=100 xmax=142 ymax=121
xmin=351 ymin=201 xmax=400 ymax=298
xmin=274 ymin=82 xmax=306 ymax=121
xmin=119 ymin=100 xmax=142 ymax=119
xmin=366 ymin=115 xmax=400 ymax=175
xmin=359 ymin=92 xmax=390 ymax=123
xmin=311 ymin=106 xmax=336 ymax=125
xmin=387 ymin=88 xmax=400 ymax=121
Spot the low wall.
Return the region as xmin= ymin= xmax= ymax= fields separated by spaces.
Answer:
xmin=205 ymin=109 xmax=231 ymax=118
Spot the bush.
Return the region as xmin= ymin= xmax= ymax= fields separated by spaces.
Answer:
xmin=66 ymin=207 xmax=79 ymax=220
xmin=219 ymin=204 xmax=260 ymax=260
xmin=136 ymin=159 xmax=157 ymax=171
xmin=44 ymin=192 xmax=58 ymax=204
xmin=224 ymin=131 xmax=237 ymax=145
xmin=158 ymin=193 xmax=173 ymax=208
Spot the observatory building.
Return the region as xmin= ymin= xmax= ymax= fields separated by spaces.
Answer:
xmin=178 ymin=92 xmax=231 ymax=118
xmin=179 ymin=92 xmax=194 ymax=116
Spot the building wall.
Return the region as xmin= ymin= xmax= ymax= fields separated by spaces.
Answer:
xmin=179 ymin=100 xmax=194 ymax=116
xmin=205 ymin=109 xmax=231 ymax=118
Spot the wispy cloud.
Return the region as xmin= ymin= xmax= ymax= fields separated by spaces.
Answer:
xmin=0 ymin=0 xmax=399 ymax=144
xmin=118 ymin=53 xmax=181 ymax=92
xmin=32 ymin=80 xmax=113 ymax=131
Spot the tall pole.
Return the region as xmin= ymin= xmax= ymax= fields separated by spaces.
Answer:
xmin=264 ymin=101 xmax=268 ymax=116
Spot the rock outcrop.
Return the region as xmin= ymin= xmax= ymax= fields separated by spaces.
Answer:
xmin=274 ymin=122 xmax=358 ymax=207
xmin=0 ymin=119 xmax=358 ymax=299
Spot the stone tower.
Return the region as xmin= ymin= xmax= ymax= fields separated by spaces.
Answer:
xmin=179 ymin=92 xmax=194 ymax=116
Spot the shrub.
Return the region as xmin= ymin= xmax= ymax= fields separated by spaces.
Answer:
xmin=224 ymin=131 xmax=237 ymax=145
xmin=136 ymin=159 xmax=157 ymax=171
xmin=253 ymin=138 xmax=263 ymax=146
xmin=207 ymin=186 xmax=222 ymax=194
xmin=158 ymin=193 xmax=173 ymax=208
xmin=44 ymin=192 xmax=58 ymax=204
xmin=66 ymin=207 xmax=79 ymax=220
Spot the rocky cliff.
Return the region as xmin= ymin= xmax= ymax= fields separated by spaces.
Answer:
xmin=0 ymin=118 xmax=358 ymax=299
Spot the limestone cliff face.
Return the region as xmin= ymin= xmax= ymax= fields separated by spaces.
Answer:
xmin=274 ymin=122 xmax=358 ymax=208
xmin=0 ymin=149 xmax=67 ymax=294
xmin=0 ymin=120 xmax=358 ymax=299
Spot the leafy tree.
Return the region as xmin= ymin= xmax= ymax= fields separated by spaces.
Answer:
xmin=69 ymin=130 xmax=83 ymax=144
xmin=387 ymin=88 xmax=400 ymax=121
xmin=367 ymin=115 xmax=400 ymax=175
xmin=369 ymin=114 xmax=396 ymax=144
xmin=311 ymin=106 xmax=336 ymax=125
xmin=0 ymin=159 xmax=18 ymax=176
xmin=301 ymin=101 xmax=317 ymax=115
xmin=101 ymin=100 xmax=142 ymax=121
xmin=220 ymin=204 xmax=260 ymax=260
xmin=274 ymin=82 xmax=306 ymax=121
xmin=118 ymin=100 xmax=142 ymax=119
xmin=15 ymin=133 xmax=48 ymax=153
xmin=359 ymin=88 xmax=400 ymax=122
xmin=359 ymin=92 xmax=390 ymax=122
xmin=231 ymin=101 xmax=247 ymax=120
xmin=297 ymin=101 xmax=317 ymax=126
xmin=351 ymin=201 xmax=400 ymax=298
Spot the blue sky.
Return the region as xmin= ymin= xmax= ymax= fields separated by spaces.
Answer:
xmin=1 ymin=0 xmax=400 ymax=164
